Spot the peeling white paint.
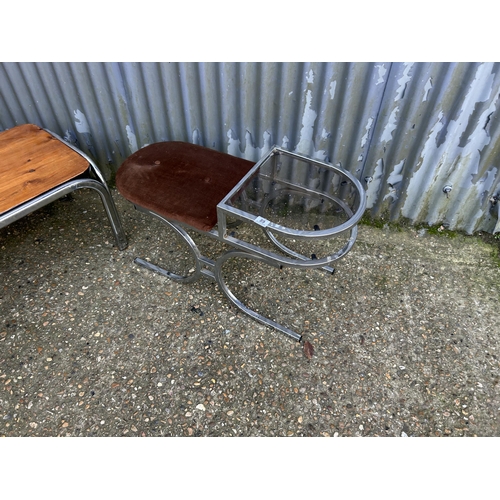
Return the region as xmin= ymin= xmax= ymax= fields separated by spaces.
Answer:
xmin=381 ymin=107 xmax=398 ymax=143
xmin=454 ymin=150 xmax=498 ymax=233
xmin=469 ymin=169 xmax=499 ymax=230
xmin=365 ymin=159 xmax=384 ymax=208
xmin=375 ymin=64 xmax=386 ymax=85
xmin=383 ymin=159 xmax=406 ymax=202
xmin=243 ymin=129 xmax=272 ymax=161
xmin=74 ymin=109 xmax=90 ymax=134
xmin=395 ymin=63 xmax=413 ymax=101
xmin=63 ymin=129 xmax=77 ymax=145
xmin=423 ymin=77 xmax=432 ymax=102
xmin=479 ymin=168 xmax=498 ymax=192
xmin=294 ymin=89 xmax=318 ymax=155
xmin=192 ymin=129 xmax=201 ymax=145
xmin=468 ymin=62 xmax=496 ymax=103
xmin=387 ymin=159 xmax=405 ymax=186
xmin=329 ymin=80 xmax=337 ymax=100
xmin=401 ymin=112 xmax=445 ymax=219
xmin=383 ymin=186 xmax=397 ymax=202
xmin=402 ymin=63 xmax=499 ymax=231
xmin=245 ymin=87 xmax=325 ymax=161
xmin=360 ymin=117 xmax=374 ymax=148
xmin=243 ymin=130 xmax=256 ymax=159
xmin=126 ymin=125 xmax=138 ymax=153
xmin=226 ymin=129 xmax=272 ymax=161
xmin=312 ymin=150 xmax=328 ymax=161
xmin=4 ymin=62 xmax=499 ymax=235
xmin=226 ymin=129 xmax=240 ymax=157
xmin=314 ymin=129 xmax=331 ymax=160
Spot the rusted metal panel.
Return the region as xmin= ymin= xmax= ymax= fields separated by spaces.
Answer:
xmin=1 ymin=62 xmax=499 ymax=233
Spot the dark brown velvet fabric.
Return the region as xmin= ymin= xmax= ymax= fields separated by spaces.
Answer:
xmin=116 ymin=141 xmax=255 ymax=231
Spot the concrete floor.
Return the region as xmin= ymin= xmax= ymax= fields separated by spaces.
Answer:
xmin=1 ymin=188 xmax=499 ymax=436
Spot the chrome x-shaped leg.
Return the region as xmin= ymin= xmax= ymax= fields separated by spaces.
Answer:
xmin=133 ymin=207 xmax=304 ymax=341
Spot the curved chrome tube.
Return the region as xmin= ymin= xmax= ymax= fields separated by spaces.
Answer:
xmin=0 ymin=178 xmax=128 ymax=250
xmin=133 ymin=209 xmax=204 ymax=283
xmin=127 ymin=145 xmax=366 ymax=342
xmin=214 ymin=250 xmax=302 ymax=342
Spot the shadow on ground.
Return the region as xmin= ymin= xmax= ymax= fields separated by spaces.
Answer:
xmin=1 ymin=189 xmax=499 ymax=436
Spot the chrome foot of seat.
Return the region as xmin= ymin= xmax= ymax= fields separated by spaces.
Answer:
xmin=134 ymin=257 xmax=199 ymax=283
xmin=214 ymin=250 xmax=303 ymax=342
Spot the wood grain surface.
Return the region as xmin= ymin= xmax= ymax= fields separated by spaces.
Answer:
xmin=0 ymin=124 xmax=89 ymax=214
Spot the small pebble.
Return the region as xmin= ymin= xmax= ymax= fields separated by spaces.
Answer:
xmin=1 ymin=191 xmax=498 ymax=439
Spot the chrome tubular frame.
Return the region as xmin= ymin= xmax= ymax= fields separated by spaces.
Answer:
xmin=132 ymin=205 xmax=358 ymax=342
xmin=0 ymin=128 xmax=128 ymax=251
xmin=214 ymin=250 xmax=303 ymax=342
xmin=130 ymin=146 xmax=366 ymax=342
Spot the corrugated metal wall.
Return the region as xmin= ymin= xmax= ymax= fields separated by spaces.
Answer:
xmin=1 ymin=62 xmax=499 ymax=234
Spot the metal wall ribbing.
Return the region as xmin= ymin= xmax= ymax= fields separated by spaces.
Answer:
xmin=1 ymin=62 xmax=499 ymax=234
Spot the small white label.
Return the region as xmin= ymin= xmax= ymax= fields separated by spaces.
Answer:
xmin=254 ymin=216 xmax=270 ymax=227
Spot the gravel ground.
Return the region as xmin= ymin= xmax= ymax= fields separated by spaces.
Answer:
xmin=1 ymin=188 xmax=499 ymax=437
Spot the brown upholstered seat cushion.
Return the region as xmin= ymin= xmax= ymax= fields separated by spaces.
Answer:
xmin=116 ymin=141 xmax=255 ymax=232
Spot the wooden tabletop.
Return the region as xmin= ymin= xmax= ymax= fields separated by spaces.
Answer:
xmin=0 ymin=124 xmax=89 ymax=214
